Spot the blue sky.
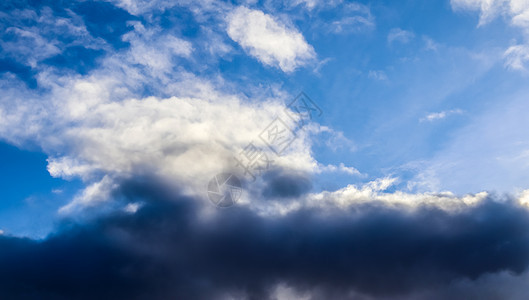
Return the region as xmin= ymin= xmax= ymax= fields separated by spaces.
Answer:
xmin=3 ymin=0 xmax=529 ymax=238
xmin=3 ymin=0 xmax=529 ymax=298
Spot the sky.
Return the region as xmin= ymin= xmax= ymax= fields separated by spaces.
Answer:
xmin=1 ymin=0 xmax=529 ymax=299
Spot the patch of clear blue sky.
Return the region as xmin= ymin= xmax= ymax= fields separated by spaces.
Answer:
xmin=0 ymin=0 xmax=527 ymax=236
xmin=0 ymin=142 xmax=82 ymax=238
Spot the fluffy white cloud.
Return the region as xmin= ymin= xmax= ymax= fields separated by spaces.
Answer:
xmin=122 ymin=22 xmax=193 ymax=73
xmin=226 ymin=6 xmax=316 ymax=72
xmin=0 ymin=20 xmax=323 ymax=213
xmin=250 ymin=176 xmax=512 ymax=217
xmin=307 ymin=179 xmax=489 ymax=212
xmin=1 ymin=72 xmax=319 ymax=212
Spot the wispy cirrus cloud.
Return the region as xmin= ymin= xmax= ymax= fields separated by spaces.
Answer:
xmin=420 ymin=109 xmax=464 ymax=122
xmin=387 ymin=28 xmax=415 ymax=44
xmin=0 ymin=6 xmax=108 ymax=68
xmin=451 ymin=0 xmax=529 ymax=27
xmin=451 ymin=0 xmax=529 ymax=70
xmin=368 ymin=70 xmax=388 ymax=80
xmin=504 ymin=44 xmax=529 ymax=71
xmin=328 ymin=2 xmax=375 ymax=34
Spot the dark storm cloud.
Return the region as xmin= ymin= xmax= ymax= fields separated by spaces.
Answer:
xmin=1 ymin=179 xmax=529 ymax=299
xmin=261 ymin=170 xmax=312 ymax=199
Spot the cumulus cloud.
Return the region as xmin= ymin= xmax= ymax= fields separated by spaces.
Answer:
xmin=122 ymin=22 xmax=193 ymax=72
xmin=0 ymin=12 xmax=322 ymax=213
xmin=2 ymin=2 xmax=529 ymax=299
xmin=306 ymin=178 xmax=490 ymax=213
xmin=226 ymin=6 xmax=316 ymax=72
xmin=1 ymin=68 xmax=318 ymax=212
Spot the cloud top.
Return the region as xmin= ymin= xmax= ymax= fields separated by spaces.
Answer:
xmin=227 ymin=6 xmax=316 ymax=72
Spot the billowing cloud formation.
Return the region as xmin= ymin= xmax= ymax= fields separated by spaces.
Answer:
xmin=2 ymin=1 xmax=529 ymax=299
xmin=227 ymin=6 xmax=316 ymax=72
xmin=0 ymin=5 xmax=322 ymax=213
xmin=1 ymin=179 xmax=529 ymax=299
xmin=0 ymin=67 xmax=318 ymax=213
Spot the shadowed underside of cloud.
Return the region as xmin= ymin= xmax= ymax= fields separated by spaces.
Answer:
xmin=1 ymin=179 xmax=529 ymax=299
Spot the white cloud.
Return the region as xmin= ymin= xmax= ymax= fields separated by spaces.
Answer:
xmin=387 ymin=28 xmax=415 ymax=44
xmin=0 ymin=21 xmax=322 ymax=212
xmin=124 ymin=202 xmax=142 ymax=214
xmin=284 ymin=1 xmax=373 ymax=34
xmin=109 ymin=0 xmax=184 ymax=15
xmin=504 ymin=44 xmax=529 ymax=70
xmin=109 ymin=0 xmax=231 ymax=19
xmin=420 ymin=109 xmax=464 ymax=122
xmin=451 ymin=0 xmax=529 ymax=27
xmin=289 ymin=0 xmax=321 ymax=10
xmin=317 ymin=163 xmax=362 ymax=176
xmin=0 ymin=7 xmax=107 ymax=68
xmin=368 ymin=70 xmax=388 ymax=81
xmin=307 ymin=179 xmax=490 ymax=213
xmin=288 ymin=0 xmax=343 ymax=11
xmin=251 ymin=176 xmax=506 ymax=216
xmin=60 ymin=176 xmax=117 ymax=213
xmin=423 ymin=36 xmax=440 ymax=51
xmin=122 ymin=21 xmax=193 ymax=72
xmin=328 ymin=3 xmax=375 ymax=34
xmin=226 ymin=6 xmax=316 ymax=72
xmin=451 ymin=0 xmax=529 ymax=70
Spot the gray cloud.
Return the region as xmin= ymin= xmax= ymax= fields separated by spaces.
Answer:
xmin=1 ymin=178 xmax=529 ymax=299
